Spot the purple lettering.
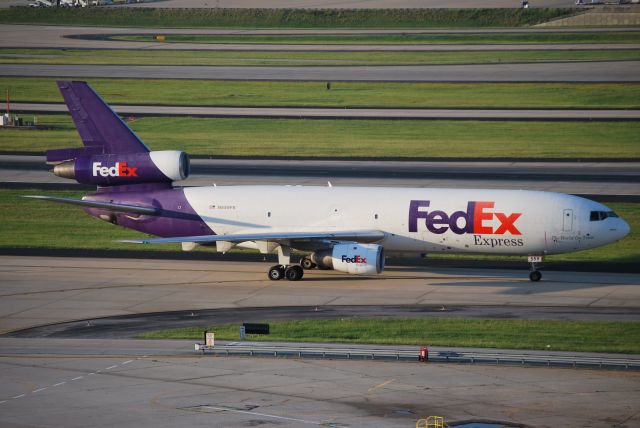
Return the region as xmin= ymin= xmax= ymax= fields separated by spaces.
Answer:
xmin=426 ymin=210 xmax=449 ymax=234
xmin=409 ymin=200 xmax=430 ymax=233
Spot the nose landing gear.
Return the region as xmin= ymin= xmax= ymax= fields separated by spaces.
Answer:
xmin=529 ymin=269 xmax=542 ymax=282
xmin=528 ymin=255 xmax=543 ymax=282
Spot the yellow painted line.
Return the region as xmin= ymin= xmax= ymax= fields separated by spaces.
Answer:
xmin=368 ymin=378 xmax=395 ymax=393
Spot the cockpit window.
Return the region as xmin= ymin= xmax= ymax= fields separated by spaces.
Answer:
xmin=590 ymin=211 xmax=619 ymax=221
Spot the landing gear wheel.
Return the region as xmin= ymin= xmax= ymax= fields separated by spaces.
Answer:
xmin=529 ymin=270 xmax=542 ymax=282
xmin=268 ymin=265 xmax=285 ymax=281
xmin=300 ymin=257 xmax=317 ymax=270
xmin=285 ymin=265 xmax=304 ymax=281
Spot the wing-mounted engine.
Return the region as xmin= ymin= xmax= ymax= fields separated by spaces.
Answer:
xmin=49 ymin=150 xmax=190 ymax=185
xmin=311 ymin=243 xmax=385 ymax=275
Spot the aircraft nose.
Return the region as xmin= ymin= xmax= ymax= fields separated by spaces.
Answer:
xmin=619 ymin=218 xmax=631 ymax=239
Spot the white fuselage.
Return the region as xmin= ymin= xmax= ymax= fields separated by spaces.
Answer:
xmin=183 ymin=186 xmax=629 ymax=256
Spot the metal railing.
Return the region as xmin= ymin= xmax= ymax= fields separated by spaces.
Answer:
xmin=197 ymin=343 xmax=640 ymax=370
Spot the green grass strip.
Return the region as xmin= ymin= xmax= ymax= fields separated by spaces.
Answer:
xmin=115 ymin=31 xmax=640 ymax=45
xmin=2 ymin=115 xmax=638 ymax=158
xmin=5 ymin=78 xmax=640 ymax=109
xmin=1 ymin=190 xmax=637 ymax=265
xmin=138 ymin=319 xmax=640 ymax=354
xmin=3 ymin=48 xmax=639 ymax=67
xmin=0 ymin=8 xmax=575 ymax=29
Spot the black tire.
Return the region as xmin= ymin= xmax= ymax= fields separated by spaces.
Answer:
xmin=301 ymin=257 xmax=316 ymax=270
xmin=285 ymin=265 xmax=304 ymax=281
xmin=268 ymin=265 xmax=285 ymax=281
xmin=529 ymin=270 xmax=542 ymax=282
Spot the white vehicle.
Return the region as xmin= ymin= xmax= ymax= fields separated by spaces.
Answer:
xmin=33 ymin=81 xmax=631 ymax=282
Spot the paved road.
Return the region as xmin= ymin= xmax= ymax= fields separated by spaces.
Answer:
xmin=11 ymin=305 xmax=640 ymax=339
xmin=3 ymin=24 xmax=637 ymax=51
xmin=12 ymin=102 xmax=640 ymax=120
xmin=4 ymin=156 xmax=640 ymax=195
xmin=1 ymin=253 xmax=639 ymax=427
xmin=114 ymin=0 xmax=581 ymax=8
xmin=4 ymin=61 xmax=639 ymax=82
xmin=1 ymin=256 xmax=639 ymax=334
xmin=5 ymin=155 xmax=640 ymax=181
xmin=1 ymin=337 xmax=637 ymax=428
xmin=0 ymin=1 xmax=592 ymax=9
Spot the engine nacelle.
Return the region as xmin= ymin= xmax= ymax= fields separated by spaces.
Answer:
xmin=311 ymin=243 xmax=385 ymax=275
xmin=51 ymin=150 xmax=190 ymax=185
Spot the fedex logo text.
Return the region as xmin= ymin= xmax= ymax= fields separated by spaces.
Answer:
xmin=409 ymin=200 xmax=522 ymax=235
xmin=92 ymin=162 xmax=138 ymax=178
xmin=341 ymin=255 xmax=367 ymax=264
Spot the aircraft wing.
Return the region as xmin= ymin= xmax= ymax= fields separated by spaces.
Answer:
xmin=119 ymin=230 xmax=386 ymax=245
xmin=23 ymin=195 xmax=159 ymax=215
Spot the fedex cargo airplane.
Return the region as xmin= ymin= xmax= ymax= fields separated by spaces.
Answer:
xmin=29 ymin=81 xmax=630 ymax=282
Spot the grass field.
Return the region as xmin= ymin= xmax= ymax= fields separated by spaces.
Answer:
xmin=6 ymin=48 xmax=640 ymax=67
xmin=4 ymin=48 xmax=639 ymax=67
xmin=1 ymin=190 xmax=637 ymax=264
xmin=0 ymin=8 xmax=574 ymax=29
xmin=137 ymin=319 xmax=640 ymax=354
xmin=2 ymin=115 xmax=638 ymax=159
xmin=115 ymin=31 xmax=640 ymax=45
xmin=6 ymin=78 xmax=640 ymax=109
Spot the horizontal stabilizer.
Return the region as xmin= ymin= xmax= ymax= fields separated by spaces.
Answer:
xmin=24 ymin=195 xmax=158 ymax=215
xmin=120 ymin=230 xmax=386 ymax=245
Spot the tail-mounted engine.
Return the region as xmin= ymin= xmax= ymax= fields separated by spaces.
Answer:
xmin=49 ymin=150 xmax=190 ymax=185
xmin=311 ymin=243 xmax=385 ymax=275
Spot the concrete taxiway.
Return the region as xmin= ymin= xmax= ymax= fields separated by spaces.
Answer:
xmin=1 ymin=255 xmax=639 ymax=427
xmin=5 ymin=62 xmax=639 ymax=82
xmin=12 ymin=102 xmax=640 ymax=121
xmin=0 ymin=0 xmax=582 ymax=7
xmin=1 ymin=337 xmax=638 ymax=427
xmin=3 ymin=156 xmax=639 ymax=197
xmin=2 ymin=256 xmax=639 ymax=334
xmin=4 ymin=24 xmax=637 ymax=51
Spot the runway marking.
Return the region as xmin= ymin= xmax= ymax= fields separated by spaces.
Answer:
xmin=202 ymin=405 xmax=325 ymax=426
xmin=1 ymin=357 xmax=145 ymax=402
xmin=368 ymin=378 xmax=395 ymax=392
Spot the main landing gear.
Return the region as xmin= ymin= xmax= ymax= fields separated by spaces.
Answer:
xmin=528 ymin=255 xmax=543 ymax=282
xmin=268 ymin=264 xmax=304 ymax=281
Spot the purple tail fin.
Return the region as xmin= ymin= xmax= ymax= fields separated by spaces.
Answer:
xmin=47 ymin=81 xmax=149 ymax=163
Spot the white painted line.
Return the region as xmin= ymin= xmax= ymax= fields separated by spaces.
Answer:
xmin=52 ymin=382 xmax=66 ymax=387
xmin=202 ymin=406 xmax=324 ymax=426
xmin=122 ymin=360 xmax=133 ymax=365
xmin=71 ymin=376 xmax=83 ymax=381
xmin=0 ymin=400 xmax=6 ymax=404
xmin=33 ymin=388 xmax=47 ymax=393
xmin=88 ymin=373 xmax=96 ymax=376
xmin=105 ymin=365 xmax=118 ymax=370
xmin=12 ymin=394 xmax=25 ymax=399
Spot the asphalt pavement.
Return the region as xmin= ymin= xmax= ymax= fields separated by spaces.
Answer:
xmin=4 ymin=62 xmax=639 ymax=82
xmin=12 ymin=102 xmax=640 ymax=120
